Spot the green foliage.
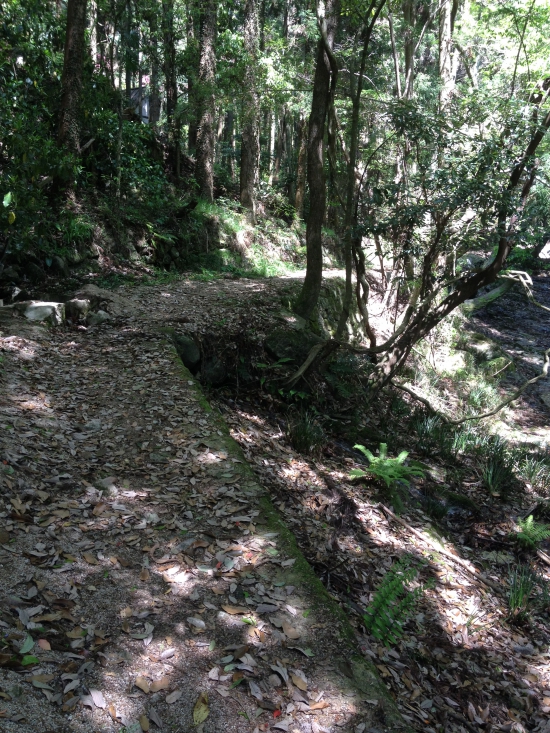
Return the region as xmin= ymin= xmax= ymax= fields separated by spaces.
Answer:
xmin=351 ymin=443 xmax=425 ymax=488
xmin=508 ymin=565 xmax=537 ymax=623
xmin=519 ymin=456 xmax=550 ymax=494
xmin=363 ymin=556 xmax=431 ymax=645
xmin=286 ymin=411 xmax=325 ymax=456
xmin=351 ymin=443 xmax=425 ymax=513
xmin=514 ymin=515 xmax=550 ymax=550
xmin=479 ymin=437 xmax=515 ymax=498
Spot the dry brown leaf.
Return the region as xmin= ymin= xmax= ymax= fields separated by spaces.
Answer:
xmin=83 ymin=553 xmax=98 ymax=565
xmin=150 ymin=676 xmax=170 ymax=692
xmin=139 ymin=568 xmax=150 ymax=581
xmin=291 ymin=673 xmax=307 ymax=691
xmin=221 ymin=605 xmax=249 ymax=615
xmin=66 ymin=627 xmax=85 ymax=639
xmin=120 ymin=607 xmax=133 ymax=618
xmin=309 ymin=701 xmax=330 ymax=710
xmin=135 ymin=676 xmax=150 ymax=694
xmin=37 ymin=639 xmax=51 ymax=651
xmin=139 ymin=714 xmax=150 ymax=731
xmin=108 ymin=703 xmax=117 ymax=720
xmin=282 ymin=621 xmax=300 ymax=639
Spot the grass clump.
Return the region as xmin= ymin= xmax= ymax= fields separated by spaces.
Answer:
xmin=518 ymin=455 xmax=550 ymax=494
xmin=514 ymin=515 xmax=550 ymax=550
xmin=508 ymin=565 xmax=537 ymax=623
xmin=363 ymin=556 xmax=432 ymax=645
xmin=287 ymin=411 xmax=326 ymax=456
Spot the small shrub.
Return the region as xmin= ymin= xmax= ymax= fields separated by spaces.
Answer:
xmin=514 ymin=515 xmax=550 ymax=550
xmin=363 ymin=556 xmax=432 ymax=645
xmin=287 ymin=411 xmax=325 ymax=456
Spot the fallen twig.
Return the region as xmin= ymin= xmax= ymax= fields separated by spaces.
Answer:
xmin=380 ymin=504 xmax=501 ymax=592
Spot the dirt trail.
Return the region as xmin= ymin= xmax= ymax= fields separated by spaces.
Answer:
xmin=0 ymin=282 xmax=407 ymax=733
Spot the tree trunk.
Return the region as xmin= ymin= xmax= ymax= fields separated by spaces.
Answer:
xmin=125 ymin=1 xmax=133 ymax=101
xmin=402 ymin=0 xmax=414 ymax=98
xmin=224 ymin=109 xmax=235 ymax=181
xmin=336 ymin=0 xmax=387 ymax=339
xmin=294 ymin=0 xmax=339 ymax=321
xmin=294 ymin=112 xmax=307 ymax=219
xmin=58 ymin=0 xmax=88 ymax=153
xmin=195 ymin=0 xmax=217 ymax=202
xmin=146 ymin=5 xmax=161 ymax=126
xmin=438 ymin=0 xmax=454 ymax=110
xmin=162 ymin=0 xmax=179 ymax=175
xmin=187 ymin=0 xmax=198 ymax=153
xmin=239 ymin=0 xmax=260 ymax=221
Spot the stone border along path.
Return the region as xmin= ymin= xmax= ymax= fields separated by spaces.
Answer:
xmin=0 ymin=309 xmax=411 ymax=733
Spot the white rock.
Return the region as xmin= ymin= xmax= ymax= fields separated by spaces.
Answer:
xmin=87 ymin=310 xmax=110 ymax=326
xmin=14 ymin=301 xmax=65 ymax=325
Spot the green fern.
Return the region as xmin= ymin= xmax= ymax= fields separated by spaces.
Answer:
xmin=515 ymin=515 xmax=550 ymax=550
xmin=363 ymin=556 xmax=432 ymax=646
xmin=351 ymin=443 xmax=425 ymax=488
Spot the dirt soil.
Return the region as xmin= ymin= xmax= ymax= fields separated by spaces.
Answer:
xmin=2 ymin=272 xmax=550 ymax=733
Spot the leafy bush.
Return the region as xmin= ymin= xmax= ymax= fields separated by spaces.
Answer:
xmin=519 ymin=456 xmax=550 ymax=494
xmin=363 ymin=556 xmax=432 ymax=645
xmin=514 ymin=515 xmax=550 ymax=550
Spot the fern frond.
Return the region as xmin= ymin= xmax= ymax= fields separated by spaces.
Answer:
xmin=515 ymin=515 xmax=550 ymax=549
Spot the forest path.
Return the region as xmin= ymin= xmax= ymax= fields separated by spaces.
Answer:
xmin=0 ymin=278 xmax=407 ymax=733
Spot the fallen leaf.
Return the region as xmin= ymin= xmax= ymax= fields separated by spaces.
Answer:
xmin=291 ymin=673 xmax=307 ymax=691
xmin=139 ymin=568 xmax=150 ymax=581
xmin=66 ymin=627 xmax=85 ymax=639
xmin=20 ymin=634 xmax=34 ymax=654
xmin=83 ymin=553 xmax=98 ymax=565
xmin=150 ymin=676 xmax=170 ymax=692
xmin=193 ymin=692 xmax=209 ymax=725
xmin=166 ymin=690 xmax=182 ymax=704
xmin=139 ymin=714 xmax=150 ymax=731
xmin=221 ymin=605 xmax=249 ymax=615
xmin=309 ymin=701 xmax=330 ymax=710
xmin=135 ymin=676 xmax=150 ymax=694
xmin=37 ymin=639 xmax=51 ymax=651
xmin=90 ymin=689 xmax=106 ymax=709
xmin=282 ymin=621 xmax=300 ymax=639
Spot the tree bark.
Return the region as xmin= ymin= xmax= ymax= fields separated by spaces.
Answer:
xmin=438 ymin=0 xmax=454 ymax=111
xmin=239 ymin=0 xmax=260 ymax=221
xmin=162 ymin=0 xmax=179 ymax=175
xmin=58 ymin=0 xmax=88 ymax=153
xmin=294 ymin=112 xmax=308 ymax=219
xmin=293 ymin=0 xmax=339 ymax=321
xmin=148 ymin=6 xmax=161 ymax=126
xmin=195 ymin=0 xmax=217 ymax=202
xmin=186 ymin=0 xmax=198 ymax=153
xmin=224 ymin=109 xmax=235 ymax=181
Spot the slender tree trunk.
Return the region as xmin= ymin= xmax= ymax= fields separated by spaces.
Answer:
xmin=149 ymin=9 xmax=161 ymax=126
xmin=294 ymin=0 xmax=339 ymax=320
xmin=187 ymin=0 xmax=198 ymax=153
xmin=402 ymin=0 xmax=414 ymax=98
xmin=268 ymin=112 xmax=276 ymax=185
xmin=224 ymin=109 xmax=235 ymax=181
xmin=336 ymin=0 xmax=387 ymax=340
xmin=294 ymin=112 xmax=307 ymax=219
xmin=162 ymin=0 xmax=179 ymax=175
xmin=438 ymin=0 xmax=454 ymax=111
xmin=125 ymin=1 xmax=132 ymax=100
xmin=58 ymin=0 xmax=88 ymax=153
xmin=273 ymin=110 xmax=286 ymax=184
xmin=195 ymin=0 xmax=217 ymax=201
xmin=239 ymin=0 xmax=260 ymax=220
